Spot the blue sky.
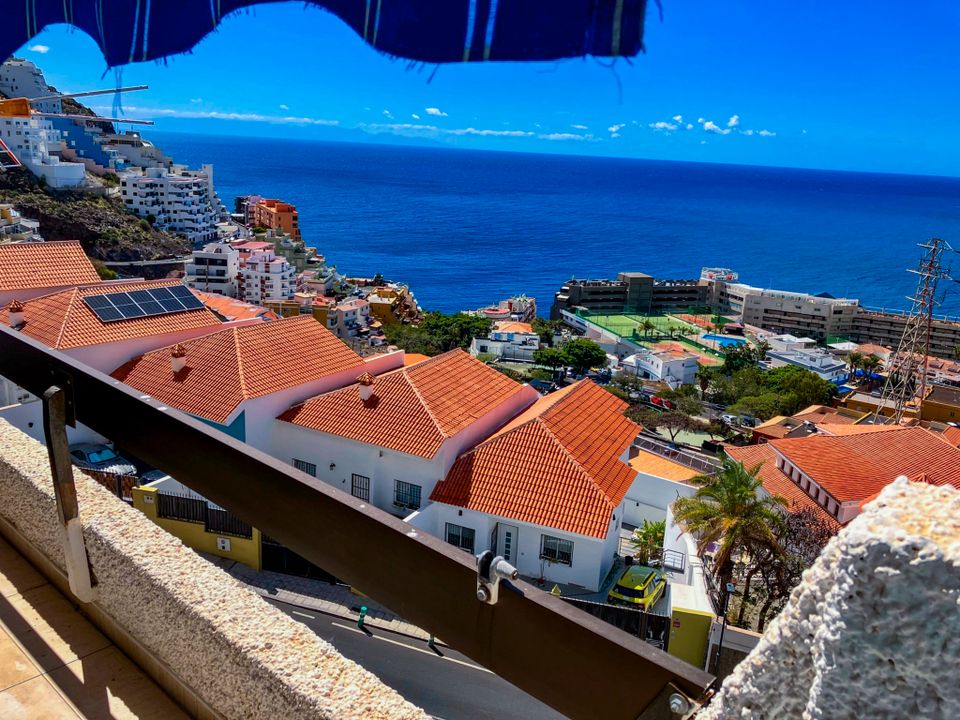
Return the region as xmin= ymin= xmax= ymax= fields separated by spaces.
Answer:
xmin=14 ymin=2 xmax=960 ymax=176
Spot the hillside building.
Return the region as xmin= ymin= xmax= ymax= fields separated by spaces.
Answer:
xmin=251 ymin=198 xmax=302 ymax=243
xmin=470 ymin=320 xmax=541 ymax=362
xmin=119 ymin=165 xmax=224 ymax=245
xmin=184 ymin=242 xmax=241 ymax=297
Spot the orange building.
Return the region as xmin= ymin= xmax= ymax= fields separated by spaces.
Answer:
xmin=252 ymin=198 xmax=302 ymax=242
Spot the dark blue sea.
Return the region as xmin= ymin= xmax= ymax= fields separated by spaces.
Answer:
xmin=152 ymin=131 xmax=960 ymax=317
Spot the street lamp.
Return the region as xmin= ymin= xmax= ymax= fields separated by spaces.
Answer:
xmin=713 ymin=582 xmax=736 ymax=675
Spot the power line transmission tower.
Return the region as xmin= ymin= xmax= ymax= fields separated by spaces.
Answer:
xmin=873 ymin=238 xmax=953 ymax=423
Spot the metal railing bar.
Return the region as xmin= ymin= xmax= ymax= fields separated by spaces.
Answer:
xmin=0 ymin=324 xmax=714 ymax=718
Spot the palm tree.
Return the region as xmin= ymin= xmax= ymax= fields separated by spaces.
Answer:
xmin=673 ymin=459 xmax=787 ymax=590
xmin=642 ymin=319 xmax=656 ymax=338
xmin=846 ymin=351 xmax=864 ymax=382
xmin=630 ymin=519 xmax=666 ymax=565
xmin=696 ymin=365 xmax=714 ymax=400
xmin=861 ymin=355 xmax=882 ymax=384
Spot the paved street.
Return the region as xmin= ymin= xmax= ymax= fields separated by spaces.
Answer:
xmin=267 ymin=599 xmax=565 ymax=720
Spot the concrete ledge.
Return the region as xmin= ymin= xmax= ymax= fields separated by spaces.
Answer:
xmin=700 ymin=479 xmax=960 ymax=719
xmin=0 ymin=419 xmax=427 ymax=720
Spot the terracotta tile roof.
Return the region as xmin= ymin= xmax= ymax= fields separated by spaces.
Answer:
xmin=430 ymin=380 xmax=640 ymax=538
xmin=403 ymin=353 xmax=431 ymax=367
xmin=792 ymin=405 xmax=857 ymax=425
xmin=769 ymin=426 xmax=960 ymax=502
xmin=279 ymin=349 xmax=527 ymax=459
xmin=494 ymin=321 xmax=534 ymax=334
xmin=629 ymin=450 xmax=701 ymax=483
xmin=726 ymin=444 xmax=842 ymax=532
xmin=941 ymin=426 xmax=960 ymax=447
xmin=192 ymin=290 xmax=278 ymax=322
xmin=113 ymin=316 xmax=365 ymax=424
xmin=0 ymin=241 xmax=100 ymax=291
xmin=0 ymin=280 xmax=221 ymax=350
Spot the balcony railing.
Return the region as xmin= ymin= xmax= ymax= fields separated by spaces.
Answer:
xmin=0 ymin=323 xmax=713 ymax=719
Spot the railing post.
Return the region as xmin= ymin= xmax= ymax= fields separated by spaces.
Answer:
xmin=41 ymin=385 xmax=98 ymax=603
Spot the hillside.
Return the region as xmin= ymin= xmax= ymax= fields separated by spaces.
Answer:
xmin=0 ymin=167 xmax=190 ymax=262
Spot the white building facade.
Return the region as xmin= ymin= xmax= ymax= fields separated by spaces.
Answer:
xmin=620 ymin=349 xmax=699 ymax=387
xmin=119 ymin=166 xmax=223 ymax=245
xmin=239 ymin=247 xmax=296 ymax=304
xmin=184 ymin=243 xmax=241 ymax=297
xmin=470 ymin=322 xmax=541 ymax=362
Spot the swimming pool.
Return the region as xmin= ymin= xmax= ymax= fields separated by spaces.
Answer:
xmin=703 ymin=334 xmax=747 ymax=348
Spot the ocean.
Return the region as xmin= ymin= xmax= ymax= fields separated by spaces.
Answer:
xmin=151 ymin=131 xmax=960 ymax=317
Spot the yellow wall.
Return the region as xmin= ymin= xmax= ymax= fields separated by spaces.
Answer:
xmin=844 ymin=396 xmax=918 ymax=419
xmin=369 ymin=299 xmax=399 ymax=326
xmin=668 ymin=607 xmax=714 ymax=669
xmin=922 ymin=399 xmax=960 ymax=423
xmin=132 ymin=487 xmax=262 ymax=570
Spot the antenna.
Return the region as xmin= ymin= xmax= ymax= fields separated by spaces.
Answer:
xmin=873 ymin=238 xmax=954 ymax=423
xmin=0 ymin=85 xmax=152 ymax=125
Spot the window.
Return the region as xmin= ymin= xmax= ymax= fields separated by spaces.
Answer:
xmin=292 ymin=458 xmax=316 ymax=476
xmin=393 ymin=480 xmax=421 ymax=510
xmin=351 ymin=474 xmax=370 ymax=502
xmin=445 ymin=523 xmax=476 ymax=553
xmin=540 ymin=534 xmax=573 ymax=565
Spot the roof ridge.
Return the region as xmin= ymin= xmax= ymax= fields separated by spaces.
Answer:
xmin=533 ymin=417 xmax=617 ymax=510
xmin=232 ymin=327 xmax=248 ymax=397
xmin=403 ymin=368 xmax=446 ymax=440
xmin=55 ymin=287 xmax=80 ymax=349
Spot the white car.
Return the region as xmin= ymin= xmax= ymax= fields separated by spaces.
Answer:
xmin=720 ymin=414 xmax=739 ymax=425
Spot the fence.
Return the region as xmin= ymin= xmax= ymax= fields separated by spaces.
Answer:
xmin=560 ymin=596 xmax=672 ymax=651
xmin=634 ymin=435 xmax=720 ymax=476
xmin=157 ymin=492 xmax=253 ymax=538
xmin=79 ymin=468 xmax=138 ymax=501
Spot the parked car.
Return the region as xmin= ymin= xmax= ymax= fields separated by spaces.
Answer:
xmin=650 ymin=396 xmax=675 ymax=410
xmin=607 ymin=566 xmax=668 ymax=610
xmin=720 ymin=413 xmax=739 ymax=425
xmin=68 ymin=443 xmax=137 ymax=475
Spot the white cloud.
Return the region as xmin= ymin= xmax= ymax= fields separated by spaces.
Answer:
xmin=411 ymin=113 xmax=420 ymax=120
xmin=649 ymin=121 xmax=678 ymax=132
xmin=703 ymin=120 xmax=731 ymax=135
xmin=539 ymin=132 xmax=592 ymax=141
xmin=382 ymin=109 xmax=393 ymax=119
xmin=672 ymin=115 xmax=683 ymax=123
xmin=360 ymin=123 xmax=533 ymax=138
xmin=189 ymin=97 xmax=203 ymax=104
xmin=101 ymin=106 xmax=339 ymax=126
xmin=700 ymin=140 xmax=707 ymax=145
xmin=279 ymin=104 xmax=289 ymax=110
xmin=571 ymin=124 xmax=589 ymax=130
xmin=28 ymin=44 xmax=49 ymax=54
xmin=727 ymin=114 xmax=740 ymax=128
xmin=740 ymin=129 xmax=754 ymax=136
xmin=697 ymin=117 xmax=704 ymax=123
xmin=610 ymin=133 xmax=621 ymax=139
xmin=802 ymin=129 xmax=808 ymax=134
xmin=425 ymin=107 xmax=448 ymax=117
xmin=608 ymin=123 xmax=626 ymax=134
xmin=758 ymin=129 xmax=776 ymax=137
xmin=686 ymin=123 xmax=694 ymax=130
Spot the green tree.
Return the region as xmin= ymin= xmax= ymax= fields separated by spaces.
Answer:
xmin=651 ymin=409 xmax=700 ymax=442
xmin=764 ymin=365 xmax=837 ymax=415
xmin=624 ymin=405 xmax=662 ymax=430
xmin=642 ymin=319 xmax=656 ymax=338
xmin=696 ymin=366 xmax=717 ymax=400
xmin=845 ymin=351 xmax=864 ymax=380
xmin=672 ymin=459 xmax=787 ymax=588
xmin=729 ymin=392 xmax=781 ymax=421
xmin=532 ymin=318 xmax=564 ymax=347
xmin=630 ymin=519 xmax=666 ymax=565
xmin=533 ymin=347 xmax=568 ymax=376
xmin=562 ymin=338 xmax=608 ymax=374
xmin=419 ymin=312 xmax=493 ymax=352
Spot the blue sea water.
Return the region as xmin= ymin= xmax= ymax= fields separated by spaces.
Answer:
xmin=151 ymin=131 xmax=960 ymax=317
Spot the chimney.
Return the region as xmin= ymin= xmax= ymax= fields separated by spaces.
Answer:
xmin=171 ymin=344 xmax=187 ymax=373
xmin=357 ymin=372 xmax=375 ymax=401
xmin=8 ymin=299 xmax=25 ymax=328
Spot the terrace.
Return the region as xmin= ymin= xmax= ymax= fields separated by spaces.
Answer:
xmin=0 ymin=322 xmax=713 ymax=719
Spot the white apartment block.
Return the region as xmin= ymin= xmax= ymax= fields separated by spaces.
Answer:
xmin=620 ymin=348 xmax=699 ymax=388
xmin=119 ymin=166 xmax=223 ymax=245
xmin=0 ymin=115 xmax=85 ymax=188
xmin=184 ymin=242 xmax=241 ymax=297
xmin=765 ymin=348 xmax=847 ymax=382
xmin=470 ymin=321 xmax=541 ymax=362
xmin=0 ymin=58 xmax=61 ymax=113
xmin=327 ymin=298 xmax=371 ymax=339
xmin=238 ymin=247 xmax=296 ymax=304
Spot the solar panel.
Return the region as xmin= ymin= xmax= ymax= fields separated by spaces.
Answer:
xmin=82 ymin=286 xmax=206 ymax=323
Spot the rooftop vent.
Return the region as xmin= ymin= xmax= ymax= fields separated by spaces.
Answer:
xmin=171 ymin=343 xmax=187 ymax=373
xmin=8 ymin=299 xmax=25 ymax=328
xmin=357 ymin=371 xmax=375 ymax=401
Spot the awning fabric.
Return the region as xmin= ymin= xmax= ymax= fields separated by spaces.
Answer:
xmin=6 ymin=0 xmax=650 ymax=66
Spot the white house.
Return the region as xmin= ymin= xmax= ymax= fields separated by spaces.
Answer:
xmin=764 ymin=333 xmax=817 ymax=353
xmin=766 ymin=348 xmax=847 ymax=382
xmin=327 ymin=297 xmax=372 ymax=340
xmin=470 ymin=321 xmax=541 ymax=362
xmin=274 ymin=350 xmax=539 ymax=518
xmin=234 ymin=242 xmax=296 ymax=305
xmin=119 ymin=166 xmax=223 ymax=245
xmin=409 ymin=380 xmax=639 ymax=591
xmin=184 ymin=242 xmax=241 ymax=297
xmin=0 ymin=114 xmax=85 ymax=188
xmin=620 ymin=348 xmax=699 ymax=388
xmin=111 ymin=315 xmax=401 ymax=446
xmin=621 ymin=442 xmax=710 ymax=529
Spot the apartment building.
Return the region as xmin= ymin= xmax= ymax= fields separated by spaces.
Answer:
xmin=184 ymin=242 xmax=241 ymax=297
xmin=552 ymin=271 xmax=710 ymax=319
xmin=765 ymin=347 xmax=847 ymax=381
xmin=469 ymin=321 xmax=541 ymax=362
xmin=620 ymin=348 xmax=699 ymax=387
xmin=252 ymin=198 xmax=302 ymax=242
xmin=0 ymin=114 xmax=85 ymax=187
xmin=235 ymin=242 xmax=296 ymax=304
xmin=849 ymin=309 xmax=960 ymax=358
xmin=119 ymin=165 xmax=223 ymax=245
xmin=0 ymin=204 xmax=41 ymax=243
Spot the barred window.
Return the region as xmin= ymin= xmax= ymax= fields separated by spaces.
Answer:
xmin=445 ymin=523 xmax=476 ymax=553
xmin=351 ymin=474 xmax=370 ymax=502
xmin=393 ymin=480 xmax=421 ymax=510
xmin=292 ymin=458 xmax=316 ymax=477
xmin=540 ymin=534 xmax=573 ymax=566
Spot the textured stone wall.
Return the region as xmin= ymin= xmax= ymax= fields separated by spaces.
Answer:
xmin=700 ymin=479 xmax=959 ymax=720
xmin=0 ymin=420 xmax=427 ymax=720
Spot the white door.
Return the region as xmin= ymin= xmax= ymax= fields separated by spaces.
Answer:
xmin=497 ymin=524 xmax=519 ymax=565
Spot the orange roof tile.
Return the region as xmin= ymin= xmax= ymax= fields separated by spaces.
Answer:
xmin=0 ymin=241 xmax=100 ymax=291
xmin=629 ymin=450 xmax=701 ymax=483
xmin=279 ymin=349 xmax=527 ymax=459
xmin=941 ymin=426 xmax=960 ymax=447
xmin=403 ymin=353 xmax=431 ymax=367
xmin=494 ymin=321 xmax=534 ymax=334
xmin=792 ymin=405 xmax=857 ymax=426
xmin=430 ymin=381 xmax=640 ymax=538
xmin=769 ymin=426 xmax=960 ymax=502
xmin=726 ymin=444 xmax=841 ymax=532
xmin=113 ymin=316 xmax=364 ymax=424
xmin=192 ymin=290 xmax=278 ymax=322
xmin=1 ymin=280 xmax=221 ymax=350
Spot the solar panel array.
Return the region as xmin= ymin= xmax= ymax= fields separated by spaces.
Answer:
xmin=82 ymin=285 xmax=205 ymax=323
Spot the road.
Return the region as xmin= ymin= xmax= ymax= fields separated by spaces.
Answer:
xmin=267 ymin=599 xmax=566 ymax=720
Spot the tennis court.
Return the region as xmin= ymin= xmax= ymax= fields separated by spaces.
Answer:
xmin=585 ymin=313 xmax=699 ymax=339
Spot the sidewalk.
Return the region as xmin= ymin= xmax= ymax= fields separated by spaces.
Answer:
xmin=204 ymin=555 xmax=437 ymax=643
